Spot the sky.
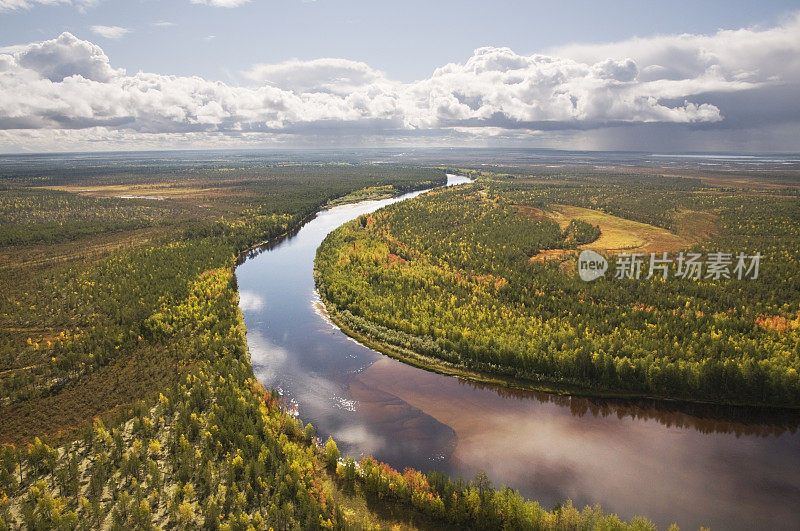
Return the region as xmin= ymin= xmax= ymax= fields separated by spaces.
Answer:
xmin=0 ymin=0 xmax=799 ymax=153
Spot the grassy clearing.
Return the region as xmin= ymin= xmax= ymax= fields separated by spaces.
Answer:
xmin=549 ymin=204 xmax=696 ymax=254
xmin=38 ymin=182 xmax=246 ymax=200
xmin=523 ymin=203 xmax=703 ymax=267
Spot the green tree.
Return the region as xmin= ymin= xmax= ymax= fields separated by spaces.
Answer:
xmin=324 ymin=436 xmax=340 ymax=471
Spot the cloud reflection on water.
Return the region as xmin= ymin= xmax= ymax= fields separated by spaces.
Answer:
xmin=235 ymin=174 xmax=800 ymax=530
xmin=356 ymin=357 xmax=800 ymax=530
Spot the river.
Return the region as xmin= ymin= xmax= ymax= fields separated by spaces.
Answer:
xmin=235 ymin=174 xmax=800 ymax=530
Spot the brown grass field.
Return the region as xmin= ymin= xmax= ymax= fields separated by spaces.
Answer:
xmin=552 ymin=204 xmax=698 ymax=253
xmin=38 ymin=180 xmax=253 ymax=200
xmin=526 ymin=204 xmax=717 ymax=267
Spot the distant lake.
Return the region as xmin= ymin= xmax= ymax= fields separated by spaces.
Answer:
xmin=236 ymin=174 xmax=800 ymax=531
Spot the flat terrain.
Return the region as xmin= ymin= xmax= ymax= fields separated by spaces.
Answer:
xmin=0 ymin=163 xmax=446 ymax=442
xmin=0 ymin=158 xmax=658 ymax=530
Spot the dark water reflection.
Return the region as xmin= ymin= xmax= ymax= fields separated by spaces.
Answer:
xmin=235 ymin=175 xmax=800 ymax=530
xmin=459 ymin=378 xmax=800 ymax=438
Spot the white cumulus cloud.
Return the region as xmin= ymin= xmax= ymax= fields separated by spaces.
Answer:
xmin=1 ymin=13 xmax=800 ymax=151
xmin=90 ymin=25 xmax=131 ymax=40
xmin=190 ymin=0 xmax=251 ymax=7
xmin=552 ymin=16 xmax=800 ymax=85
xmin=245 ymin=57 xmax=387 ymax=95
xmin=0 ymin=0 xmax=97 ymax=12
xmin=2 ymin=32 xmax=122 ymax=82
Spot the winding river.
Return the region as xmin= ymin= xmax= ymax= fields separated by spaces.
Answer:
xmin=236 ymin=175 xmax=800 ymax=530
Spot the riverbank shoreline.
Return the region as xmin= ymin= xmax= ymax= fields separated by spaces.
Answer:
xmin=236 ymin=175 xmax=448 ymax=262
xmin=236 ymin=170 xmax=800 ymax=531
xmin=316 ymin=291 xmax=800 ymax=413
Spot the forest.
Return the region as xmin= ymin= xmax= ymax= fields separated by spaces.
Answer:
xmin=316 ymin=172 xmax=800 ymax=407
xmin=0 ymin=159 xmax=658 ymax=529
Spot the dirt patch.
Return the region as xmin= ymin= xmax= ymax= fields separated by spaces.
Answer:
xmin=514 ymin=204 xmax=548 ymax=220
xmin=673 ymin=209 xmax=720 ymax=242
xmin=529 ymin=248 xmax=576 ymax=263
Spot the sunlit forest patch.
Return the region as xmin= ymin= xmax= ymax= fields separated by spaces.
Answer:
xmin=0 ymin=163 xmax=445 ymax=440
xmin=316 ymin=175 xmax=800 ymax=407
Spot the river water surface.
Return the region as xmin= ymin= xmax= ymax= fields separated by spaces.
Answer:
xmin=236 ymin=175 xmax=800 ymax=530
